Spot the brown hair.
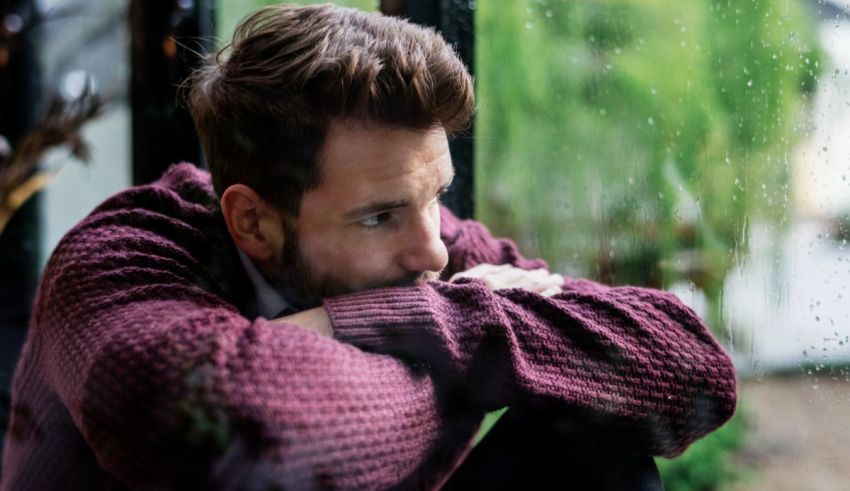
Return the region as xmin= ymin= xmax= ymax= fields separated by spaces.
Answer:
xmin=187 ymin=4 xmax=475 ymax=216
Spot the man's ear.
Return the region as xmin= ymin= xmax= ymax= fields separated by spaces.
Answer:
xmin=220 ymin=184 xmax=285 ymax=262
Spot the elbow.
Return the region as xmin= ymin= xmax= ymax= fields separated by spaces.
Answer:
xmin=661 ymin=349 xmax=739 ymax=458
xmin=701 ymin=348 xmax=739 ymax=432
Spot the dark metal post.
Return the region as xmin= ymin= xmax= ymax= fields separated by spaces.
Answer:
xmin=129 ymin=0 xmax=215 ymax=185
xmin=381 ymin=0 xmax=476 ymax=219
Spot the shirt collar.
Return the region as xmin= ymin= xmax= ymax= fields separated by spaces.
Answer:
xmin=236 ymin=249 xmax=295 ymax=319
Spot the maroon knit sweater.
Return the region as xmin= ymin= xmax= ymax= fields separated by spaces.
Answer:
xmin=1 ymin=164 xmax=736 ymax=490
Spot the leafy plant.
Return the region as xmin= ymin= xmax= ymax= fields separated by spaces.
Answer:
xmin=656 ymin=406 xmax=751 ymax=491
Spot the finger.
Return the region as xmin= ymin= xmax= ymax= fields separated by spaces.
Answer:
xmin=540 ymin=286 xmax=562 ymax=297
xmin=523 ymin=273 xmax=563 ymax=292
xmin=493 ymin=266 xmax=542 ymax=283
xmin=463 ymin=263 xmax=510 ymax=277
xmin=449 ymin=271 xmax=466 ymax=282
xmin=450 ymin=263 xmax=511 ymax=283
xmin=491 ymin=268 xmax=556 ymax=291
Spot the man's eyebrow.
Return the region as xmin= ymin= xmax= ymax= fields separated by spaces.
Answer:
xmin=344 ymin=199 xmax=410 ymax=220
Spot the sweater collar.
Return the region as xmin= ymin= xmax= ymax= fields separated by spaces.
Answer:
xmin=236 ymin=249 xmax=297 ymax=319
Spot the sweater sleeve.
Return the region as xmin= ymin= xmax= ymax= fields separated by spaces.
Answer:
xmin=327 ymin=279 xmax=737 ymax=459
xmin=29 ymin=189 xmax=456 ymax=489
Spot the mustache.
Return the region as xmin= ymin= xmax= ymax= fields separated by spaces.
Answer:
xmin=384 ymin=270 xmax=441 ymax=288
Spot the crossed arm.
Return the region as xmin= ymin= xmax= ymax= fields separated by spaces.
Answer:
xmin=279 ymin=262 xmax=565 ymax=338
xmin=17 ymin=202 xmax=736 ymax=489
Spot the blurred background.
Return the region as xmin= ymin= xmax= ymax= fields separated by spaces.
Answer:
xmin=1 ymin=0 xmax=848 ymax=489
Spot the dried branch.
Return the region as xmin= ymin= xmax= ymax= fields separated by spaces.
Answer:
xmin=0 ymin=82 xmax=103 ymax=234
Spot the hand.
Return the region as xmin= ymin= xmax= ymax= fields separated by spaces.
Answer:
xmin=450 ymin=263 xmax=563 ymax=297
xmin=273 ymin=306 xmax=334 ymax=337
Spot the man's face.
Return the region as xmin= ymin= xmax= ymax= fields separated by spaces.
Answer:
xmin=276 ymin=121 xmax=453 ymax=304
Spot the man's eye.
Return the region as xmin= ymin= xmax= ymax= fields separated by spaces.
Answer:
xmin=359 ymin=213 xmax=390 ymax=228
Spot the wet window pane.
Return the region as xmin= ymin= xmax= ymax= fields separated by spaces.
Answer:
xmin=218 ymin=0 xmax=378 ymax=40
xmin=477 ymin=0 xmax=847 ymax=488
xmin=37 ymin=0 xmax=132 ymax=265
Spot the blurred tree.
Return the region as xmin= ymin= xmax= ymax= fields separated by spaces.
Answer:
xmin=476 ymin=0 xmax=821 ymax=329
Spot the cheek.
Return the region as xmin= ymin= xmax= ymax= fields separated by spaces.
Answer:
xmin=298 ymin=232 xmax=396 ymax=282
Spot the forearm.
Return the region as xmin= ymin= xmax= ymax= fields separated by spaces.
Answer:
xmin=327 ymin=278 xmax=737 ymax=458
xmin=41 ymin=298 xmax=454 ymax=489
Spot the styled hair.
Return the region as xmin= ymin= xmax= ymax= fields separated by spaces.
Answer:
xmin=187 ymin=4 xmax=475 ymax=216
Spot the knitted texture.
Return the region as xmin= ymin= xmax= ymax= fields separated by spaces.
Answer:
xmin=1 ymin=163 xmax=737 ymax=490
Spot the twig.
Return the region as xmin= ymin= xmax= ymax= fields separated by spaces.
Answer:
xmin=0 ymin=81 xmax=103 ymax=235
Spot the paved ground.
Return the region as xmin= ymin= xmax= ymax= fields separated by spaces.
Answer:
xmin=730 ymin=375 xmax=850 ymax=491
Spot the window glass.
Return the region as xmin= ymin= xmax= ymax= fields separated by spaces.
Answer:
xmin=476 ymin=0 xmax=847 ymax=488
xmin=36 ymin=0 xmax=131 ymax=265
xmin=218 ymin=0 xmax=378 ymax=42
xmin=0 ymin=0 xmax=131 ymax=451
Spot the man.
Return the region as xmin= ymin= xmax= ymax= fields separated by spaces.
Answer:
xmin=1 ymin=4 xmax=737 ymax=490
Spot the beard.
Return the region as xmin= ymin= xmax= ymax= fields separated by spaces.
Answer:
xmin=275 ymin=223 xmax=440 ymax=309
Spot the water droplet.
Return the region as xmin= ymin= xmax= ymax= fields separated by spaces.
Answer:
xmin=648 ymin=117 xmax=655 ymax=125
xmin=747 ymin=79 xmax=753 ymax=87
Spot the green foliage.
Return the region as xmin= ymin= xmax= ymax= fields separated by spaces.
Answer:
xmin=473 ymin=407 xmax=510 ymax=446
xmin=217 ymin=0 xmax=377 ymax=44
xmin=476 ymin=0 xmax=821 ymax=307
xmin=656 ymin=407 xmax=751 ymax=491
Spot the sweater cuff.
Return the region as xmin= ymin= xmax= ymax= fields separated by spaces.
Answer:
xmin=325 ymin=285 xmax=437 ymax=350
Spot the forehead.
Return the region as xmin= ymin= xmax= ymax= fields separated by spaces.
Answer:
xmin=310 ymin=121 xmax=453 ymax=204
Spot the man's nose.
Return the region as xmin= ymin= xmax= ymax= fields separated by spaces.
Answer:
xmin=400 ymin=212 xmax=449 ymax=274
